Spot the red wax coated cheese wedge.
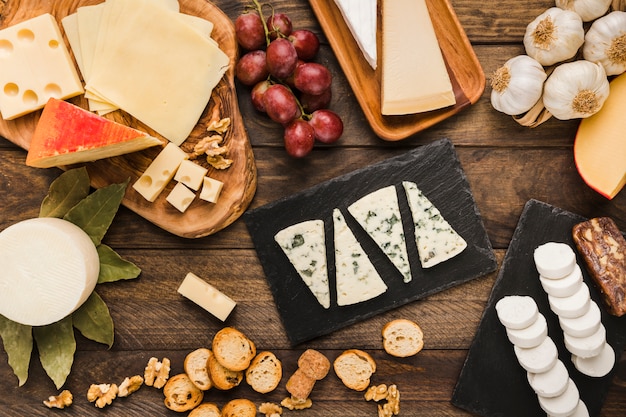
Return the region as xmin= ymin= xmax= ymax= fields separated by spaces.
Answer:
xmin=574 ymin=72 xmax=626 ymax=200
xmin=26 ymin=98 xmax=162 ymax=168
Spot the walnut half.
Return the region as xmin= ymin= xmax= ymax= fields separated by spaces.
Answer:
xmin=43 ymin=390 xmax=73 ymax=409
xmin=365 ymin=383 xmax=400 ymax=417
xmin=118 ymin=375 xmax=144 ymax=397
xmin=259 ymin=401 xmax=283 ymax=417
xmin=87 ymin=383 xmax=118 ymax=408
xmin=144 ymin=357 xmax=171 ymax=389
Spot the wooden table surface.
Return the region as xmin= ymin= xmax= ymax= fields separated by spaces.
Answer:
xmin=1 ymin=0 xmax=626 ymax=415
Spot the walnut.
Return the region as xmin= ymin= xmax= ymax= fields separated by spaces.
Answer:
xmin=365 ymin=384 xmax=389 ymax=402
xmin=365 ymin=383 xmax=400 ymax=417
xmin=192 ymin=135 xmax=223 ymax=156
xmin=207 ymin=117 xmax=231 ymax=134
xmin=206 ymin=154 xmax=233 ymax=169
xmin=43 ymin=390 xmax=73 ymax=409
xmin=280 ymin=396 xmax=313 ymax=410
xmin=259 ymin=402 xmax=283 ymax=417
xmin=144 ymin=357 xmax=171 ymax=389
xmin=87 ymin=383 xmax=118 ymax=408
xmin=118 ymin=375 xmax=144 ymax=397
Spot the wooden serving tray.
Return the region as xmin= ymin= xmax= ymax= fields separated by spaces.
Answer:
xmin=0 ymin=0 xmax=257 ymax=238
xmin=309 ymin=0 xmax=485 ymax=141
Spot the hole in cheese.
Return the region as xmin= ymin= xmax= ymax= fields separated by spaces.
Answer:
xmin=137 ymin=175 xmax=153 ymax=187
xmin=4 ymin=82 xmax=18 ymax=96
xmin=17 ymin=28 xmax=34 ymax=42
xmin=0 ymin=39 xmax=13 ymax=56
xmin=48 ymin=38 xmax=59 ymax=49
xmin=44 ymin=83 xmax=62 ymax=98
xmin=22 ymin=89 xmax=38 ymax=105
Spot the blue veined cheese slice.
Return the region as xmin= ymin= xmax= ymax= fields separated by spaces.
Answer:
xmin=402 ymin=181 xmax=467 ymax=268
xmin=333 ymin=208 xmax=388 ymax=306
xmin=333 ymin=0 xmax=377 ymax=70
xmin=348 ymin=185 xmax=412 ymax=283
xmin=274 ymin=219 xmax=330 ymax=309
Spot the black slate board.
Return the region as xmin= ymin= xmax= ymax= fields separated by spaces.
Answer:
xmin=452 ymin=199 xmax=626 ymax=417
xmin=244 ymin=139 xmax=497 ymax=345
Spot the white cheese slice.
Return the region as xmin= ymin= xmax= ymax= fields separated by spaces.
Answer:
xmin=495 ymin=295 xmax=539 ymax=330
xmin=540 ymin=263 xmax=583 ymax=298
xmin=527 ymin=359 xmax=570 ymax=399
xmin=505 ymin=313 xmax=548 ymax=348
xmin=177 ymin=272 xmax=236 ymax=321
xmin=563 ymin=324 xmax=606 ymax=358
xmin=572 ymin=342 xmax=615 ymax=377
xmin=537 ymin=378 xmax=581 ymax=417
xmin=533 ymin=242 xmax=577 ymax=279
xmin=274 ymin=220 xmax=330 ymax=309
xmin=402 ymin=181 xmax=467 ymax=268
xmin=348 ymin=185 xmax=412 ymax=283
xmin=333 ymin=208 xmax=388 ymax=306
xmin=548 ymin=283 xmax=591 ymax=319
xmin=559 ymin=300 xmax=602 ymax=338
xmin=333 ymin=0 xmax=377 ymax=70
xmin=514 ymin=336 xmax=558 ymax=373
xmin=0 ymin=218 xmax=100 ymax=326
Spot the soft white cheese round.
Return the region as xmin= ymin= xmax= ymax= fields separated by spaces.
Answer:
xmin=538 ymin=378 xmax=580 ymax=417
xmin=0 ymin=217 xmax=100 ymax=326
xmin=534 ymin=242 xmax=576 ymax=279
xmin=564 ymin=324 xmax=606 ymax=358
xmin=495 ymin=295 xmax=539 ymax=330
xmin=506 ymin=313 xmax=548 ymax=348
xmin=560 ymin=400 xmax=589 ymax=417
xmin=559 ymin=301 xmax=602 ymax=338
xmin=548 ymin=284 xmax=591 ymax=319
xmin=540 ymin=264 xmax=583 ymax=298
xmin=527 ymin=359 xmax=569 ymax=398
xmin=572 ymin=342 xmax=615 ymax=378
xmin=514 ymin=336 xmax=558 ymax=373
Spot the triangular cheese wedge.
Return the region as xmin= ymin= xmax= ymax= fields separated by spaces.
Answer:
xmin=348 ymin=185 xmax=412 ymax=283
xmin=402 ymin=181 xmax=467 ymax=268
xmin=274 ymin=219 xmax=330 ymax=309
xmin=26 ymin=98 xmax=162 ymax=168
xmin=333 ymin=209 xmax=387 ymax=306
xmin=334 ymin=0 xmax=377 ymax=70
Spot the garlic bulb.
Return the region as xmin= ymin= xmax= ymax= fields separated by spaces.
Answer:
xmin=543 ymin=60 xmax=609 ymax=120
xmin=555 ymin=0 xmax=612 ymax=22
xmin=583 ymin=11 xmax=626 ymax=75
xmin=490 ymin=55 xmax=547 ymax=115
xmin=524 ymin=7 xmax=585 ymax=66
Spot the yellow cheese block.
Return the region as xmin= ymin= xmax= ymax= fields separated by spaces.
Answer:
xmin=574 ymin=73 xmax=626 ymax=199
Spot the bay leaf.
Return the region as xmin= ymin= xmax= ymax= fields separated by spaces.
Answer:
xmin=0 ymin=315 xmax=32 ymax=386
xmin=97 ymin=244 xmax=141 ymax=283
xmin=39 ymin=167 xmax=90 ymax=218
xmin=63 ymin=179 xmax=129 ymax=246
xmin=72 ymin=291 xmax=114 ymax=348
xmin=33 ymin=317 xmax=76 ymax=389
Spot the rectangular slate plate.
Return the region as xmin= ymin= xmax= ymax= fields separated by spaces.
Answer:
xmin=244 ymin=139 xmax=497 ymax=345
xmin=452 ymin=199 xmax=626 ymax=417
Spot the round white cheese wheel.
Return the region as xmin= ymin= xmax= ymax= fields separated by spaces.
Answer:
xmin=558 ymin=400 xmax=589 ymax=417
xmin=538 ymin=378 xmax=580 ymax=417
xmin=559 ymin=301 xmax=602 ymax=338
xmin=572 ymin=342 xmax=615 ymax=378
xmin=514 ymin=336 xmax=558 ymax=373
xmin=506 ymin=313 xmax=548 ymax=348
xmin=527 ymin=359 xmax=569 ymax=398
xmin=495 ymin=295 xmax=539 ymax=330
xmin=548 ymin=284 xmax=591 ymax=319
xmin=0 ymin=217 xmax=100 ymax=326
xmin=534 ymin=242 xmax=576 ymax=279
xmin=540 ymin=264 xmax=583 ymax=298
xmin=564 ymin=324 xmax=606 ymax=358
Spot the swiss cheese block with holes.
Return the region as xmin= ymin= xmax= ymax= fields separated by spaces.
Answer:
xmin=0 ymin=13 xmax=83 ymax=120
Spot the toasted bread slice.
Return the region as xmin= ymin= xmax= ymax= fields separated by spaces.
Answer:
xmin=382 ymin=319 xmax=424 ymax=357
xmin=246 ymin=351 xmax=282 ymax=394
xmin=163 ymin=374 xmax=203 ymax=412
xmin=212 ymin=327 xmax=257 ymax=372
xmin=188 ymin=402 xmax=221 ymax=417
xmin=208 ymin=350 xmax=243 ymax=390
xmin=333 ymin=349 xmax=376 ymax=391
xmin=222 ymin=398 xmax=257 ymax=417
xmin=184 ymin=347 xmax=212 ymax=390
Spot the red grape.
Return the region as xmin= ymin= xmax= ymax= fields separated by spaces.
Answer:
xmin=293 ymin=62 xmax=332 ymax=96
xmin=266 ymin=13 xmax=293 ymax=40
xmin=236 ymin=50 xmax=269 ymax=86
xmin=309 ymin=109 xmax=343 ymax=144
xmin=284 ymin=119 xmax=315 ymax=158
xmin=251 ymin=80 xmax=271 ymax=112
xmin=266 ymin=38 xmax=298 ymax=79
xmin=300 ymin=88 xmax=332 ymax=113
xmin=235 ymin=13 xmax=266 ymax=51
xmin=289 ymin=29 xmax=320 ymax=61
xmin=263 ymin=84 xmax=299 ymax=124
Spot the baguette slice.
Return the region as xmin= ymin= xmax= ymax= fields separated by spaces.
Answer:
xmin=163 ymin=374 xmax=204 ymax=412
xmin=222 ymin=398 xmax=257 ymax=417
xmin=382 ymin=319 xmax=424 ymax=357
xmin=188 ymin=403 xmax=221 ymax=417
xmin=212 ymin=327 xmax=257 ymax=371
xmin=333 ymin=349 xmax=376 ymax=391
xmin=207 ymin=350 xmax=243 ymax=390
xmin=184 ymin=347 xmax=212 ymax=391
xmin=245 ymin=351 xmax=282 ymax=394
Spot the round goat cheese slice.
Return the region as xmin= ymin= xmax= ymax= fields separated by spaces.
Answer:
xmin=527 ymin=359 xmax=569 ymax=398
xmin=564 ymin=324 xmax=606 ymax=358
xmin=540 ymin=264 xmax=583 ymax=298
xmin=506 ymin=313 xmax=548 ymax=348
xmin=514 ymin=336 xmax=558 ymax=373
xmin=534 ymin=242 xmax=576 ymax=279
xmin=563 ymin=400 xmax=590 ymax=417
xmin=572 ymin=342 xmax=615 ymax=377
xmin=538 ymin=378 xmax=580 ymax=417
xmin=559 ymin=301 xmax=602 ymax=338
xmin=495 ymin=295 xmax=539 ymax=330
xmin=0 ymin=217 xmax=100 ymax=326
xmin=548 ymin=284 xmax=591 ymax=319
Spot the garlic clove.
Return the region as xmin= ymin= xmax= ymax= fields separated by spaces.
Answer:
xmin=583 ymin=11 xmax=626 ymax=76
xmin=490 ymin=55 xmax=547 ymax=116
xmin=555 ymin=0 xmax=612 ymax=22
xmin=524 ymin=7 xmax=585 ymax=66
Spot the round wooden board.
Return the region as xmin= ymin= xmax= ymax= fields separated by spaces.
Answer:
xmin=0 ymin=0 xmax=257 ymax=238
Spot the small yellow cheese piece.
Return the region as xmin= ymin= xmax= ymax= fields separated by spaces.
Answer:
xmin=174 ymin=160 xmax=208 ymax=191
xmin=166 ymin=182 xmax=196 ymax=213
xmin=132 ymin=143 xmax=189 ymax=202
xmin=381 ymin=0 xmax=456 ymax=115
xmin=199 ymin=176 xmax=224 ymax=203
xmin=177 ymin=272 xmax=236 ymax=321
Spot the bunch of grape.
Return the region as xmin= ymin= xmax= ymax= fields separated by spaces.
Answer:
xmin=234 ymin=1 xmax=343 ymax=158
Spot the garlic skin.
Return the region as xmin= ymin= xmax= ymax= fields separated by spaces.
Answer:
xmin=490 ymin=55 xmax=547 ymax=116
xmin=583 ymin=11 xmax=626 ymax=75
xmin=543 ymin=60 xmax=609 ymax=120
xmin=524 ymin=7 xmax=585 ymax=66
xmin=555 ymin=0 xmax=612 ymax=22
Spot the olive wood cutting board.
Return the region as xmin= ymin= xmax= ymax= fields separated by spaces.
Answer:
xmin=244 ymin=139 xmax=497 ymax=345
xmin=308 ymin=0 xmax=485 ymax=141
xmin=452 ymin=199 xmax=626 ymax=417
xmin=0 ymin=0 xmax=257 ymax=238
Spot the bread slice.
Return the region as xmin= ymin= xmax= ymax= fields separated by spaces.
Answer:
xmin=212 ymin=327 xmax=257 ymax=372
xmin=297 ymin=349 xmax=330 ymax=380
xmin=333 ymin=349 xmax=376 ymax=391
xmin=184 ymin=347 xmax=212 ymax=390
xmin=163 ymin=373 xmax=204 ymax=412
xmin=207 ymin=350 xmax=243 ymax=390
xmin=245 ymin=351 xmax=282 ymax=394
xmin=382 ymin=319 xmax=424 ymax=357
xmin=222 ymin=398 xmax=257 ymax=417
xmin=188 ymin=402 xmax=221 ymax=417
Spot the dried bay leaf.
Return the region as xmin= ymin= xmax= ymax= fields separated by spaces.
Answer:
xmin=72 ymin=291 xmax=114 ymax=348
xmin=0 ymin=315 xmax=32 ymax=386
xmin=33 ymin=317 xmax=75 ymax=389
xmin=97 ymin=244 xmax=141 ymax=283
xmin=64 ymin=178 xmax=130 ymax=246
xmin=39 ymin=167 xmax=90 ymax=218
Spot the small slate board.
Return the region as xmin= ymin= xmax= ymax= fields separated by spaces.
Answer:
xmin=244 ymin=139 xmax=496 ymax=345
xmin=452 ymin=199 xmax=626 ymax=417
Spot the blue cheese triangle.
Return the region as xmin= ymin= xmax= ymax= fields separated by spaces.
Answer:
xmin=402 ymin=181 xmax=467 ymax=268
xmin=333 ymin=208 xmax=388 ymax=306
xmin=348 ymin=185 xmax=412 ymax=283
xmin=333 ymin=0 xmax=377 ymax=70
xmin=274 ymin=220 xmax=330 ymax=309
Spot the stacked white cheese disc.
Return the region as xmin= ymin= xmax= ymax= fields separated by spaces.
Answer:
xmin=534 ymin=242 xmax=615 ymax=378
xmin=496 ymin=296 xmax=588 ymax=417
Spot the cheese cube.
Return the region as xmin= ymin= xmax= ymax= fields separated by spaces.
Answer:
xmin=166 ymin=182 xmax=196 ymax=213
xmin=177 ymin=272 xmax=236 ymax=321
xmin=132 ymin=142 xmax=189 ymax=202
xmin=174 ymin=160 xmax=208 ymax=191
xmin=0 ymin=13 xmax=84 ymax=120
xmin=199 ymin=176 xmax=223 ymax=203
